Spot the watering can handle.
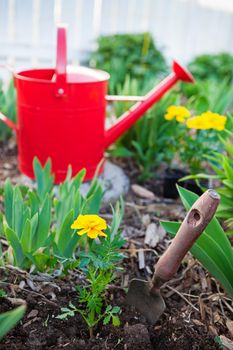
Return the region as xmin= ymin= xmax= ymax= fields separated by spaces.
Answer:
xmin=55 ymin=26 xmax=67 ymax=97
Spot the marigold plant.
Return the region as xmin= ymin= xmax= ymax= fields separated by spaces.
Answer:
xmin=163 ymin=106 xmax=227 ymax=172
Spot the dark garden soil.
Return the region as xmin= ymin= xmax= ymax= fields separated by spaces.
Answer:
xmin=0 ymin=140 xmax=232 ymax=349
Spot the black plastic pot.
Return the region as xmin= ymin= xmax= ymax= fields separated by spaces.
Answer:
xmin=163 ymin=168 xmax=204 ymax=199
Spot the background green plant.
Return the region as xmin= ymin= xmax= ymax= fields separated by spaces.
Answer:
xmin=188 ymin=53 xmax=233 ymax=82
xmin=89 ymin=32 xmax=168 ymax=93
xmin=182 ymin=79 xmax=233 ymax=115
xmin=161 ymin=186 xmax=233 ymax=299
xmin=0 ymin=79 xmax=16 ymax=141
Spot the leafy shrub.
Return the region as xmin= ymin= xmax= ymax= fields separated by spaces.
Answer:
xmin=188 ymin=53 xmax=233 ymax=82
xmin=162 ymin=186 xmax=233 ymax=299
xmin=89 ymin=33 xmax=168 ymax=93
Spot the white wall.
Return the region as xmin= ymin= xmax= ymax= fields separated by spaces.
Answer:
xmin=0 ymin=0 xmax=232 ymax=75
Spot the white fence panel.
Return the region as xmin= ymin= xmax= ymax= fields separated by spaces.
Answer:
xmin=0 ymin=0 xmax=232 ymax=75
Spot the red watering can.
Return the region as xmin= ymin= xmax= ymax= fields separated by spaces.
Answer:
xmin=0 ymin=26 xmax=194 ymax=183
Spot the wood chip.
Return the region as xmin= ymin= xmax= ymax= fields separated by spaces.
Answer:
xmin=226 ymin=320 xmax=233 ymax=338
xmin=23 ymin=317 xmax=41 ymax=328
xmin=7 ymin=297 xmax=26 ymax=306
xmin=123 ymin=274 xmax=129 ymax=288
xmin=129 ymin=242 xmax=137 ymax=258
xmin=144 ymin=223 xmax=158 ymax=247
xmin=192 ymin=319 xmax=205 ymax=326
xmin=19 ymin=280 xmax=26 ymax=289
xmin=208 ymin=325 xmax=218 ymax=336
xmin=26 ymin=278 xmax=37 ymax=291
xmin=27 ymin=309 xmax=39 ymax=319
xmin=131 ymin=184 xmax=155 ymax=199
xmin=144 ymin=223 xmax=166 ymax=247
xmin=199 ymin=297 xmax=206 ymax=321
xmin=138 ymin=249 xmax=145 ymax=270
xmin=219 ymin=335 xmax=233 ymax=350
xmin=141 ymin=214 xmax=151 ymax=226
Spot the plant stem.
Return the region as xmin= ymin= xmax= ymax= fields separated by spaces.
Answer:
xmin=89 ymin=327 xmax=93 ymax=338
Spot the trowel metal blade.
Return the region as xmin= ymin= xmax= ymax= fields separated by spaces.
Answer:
xmin=126 ymin=279 xmax=165 ymax=324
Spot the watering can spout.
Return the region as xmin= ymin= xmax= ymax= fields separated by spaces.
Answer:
xmin=104 ymin=60 xmax=194 ymax=149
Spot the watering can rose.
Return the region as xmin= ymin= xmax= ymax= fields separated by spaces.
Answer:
xmin=71 ymin=215 xmax=107 ymax=239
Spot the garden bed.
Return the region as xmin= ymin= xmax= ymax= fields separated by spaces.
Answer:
xmin=0 ymin=142 xmax=232 ymax=350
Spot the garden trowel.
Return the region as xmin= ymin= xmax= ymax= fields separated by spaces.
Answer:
xmin=126 ymin=189 xmax=220 ymax=324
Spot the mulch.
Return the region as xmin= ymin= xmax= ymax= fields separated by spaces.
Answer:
xmin=0 ymin=139 xmax=232 ymax=349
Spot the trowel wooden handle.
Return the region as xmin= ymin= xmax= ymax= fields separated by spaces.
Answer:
xmin=152 ymin=189 xmax=220 ymax=286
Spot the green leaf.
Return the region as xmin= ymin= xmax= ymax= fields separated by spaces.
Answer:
xmin=28 ymin=191 xmax=40 ymax=217
xmin=162 ymin=220 xmax=233 ymax=298
xmin=0 ymin=305 xmax=26 ymax=340
xmin=103 ymin=314 xmax=111 ymax=325
xmin=12 ymin=187 xmax=25 ymax=238
xmin=161 ymin=187 xmax=233 ymax=299
xmin=4 ymin=179 xmax=13 ymax=227
xmin=5 ymin=227 xmax=25 ymax=267
xmin=112 ymin=306 xmax=121 ymax=314
xmin=82 ymin=184 xmax=103 ymax=214
xmin=20 ymin=219 xmax=31 ymax=253
xmin=56 ymin=210 xmax=74 ymax=256
xmin=112 ymin=315 xmax=120 ymax=326
xmin=33 ymin=157 xmax=54 ymax=201
xmin=33 ymin=195 xmax=51 ymax=250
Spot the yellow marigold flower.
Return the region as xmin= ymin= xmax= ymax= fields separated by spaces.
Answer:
xmin=164 ymin=105 xmax=191 ymax=123
xmin=187 ymin=111 xmax=227 ymax=131
xmin=200 ymin=111 xmax=227 ymax=130
xmin=186 ymin=116 xmax=210 ymax=129
xmin=71 ymin=214 xmax=107 ymax=239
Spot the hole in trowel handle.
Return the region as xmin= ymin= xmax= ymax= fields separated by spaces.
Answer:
xmin=187 ymin=209 xmax=201 ymax=227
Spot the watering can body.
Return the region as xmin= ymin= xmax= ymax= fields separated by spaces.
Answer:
xmin=14 ymin=66 xmax=109 ymax=182
xmin=0 ymin=26 xmax=194 ymax=183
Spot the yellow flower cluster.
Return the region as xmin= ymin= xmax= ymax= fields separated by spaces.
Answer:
xmin=164 ymin=106 xmax=227 ymax=131
xmin=186 ymin=112 xmax=227 ymax=131
xmin=71 ymin=214 xmax=107 ymax=239
xmin=164 ymin=105 xmax=191 ymax=123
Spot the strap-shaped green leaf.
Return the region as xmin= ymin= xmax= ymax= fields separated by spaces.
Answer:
xmin=12 ymin=187 xmax=24 ymax=239
xmin=33 ymin=157 xmax=54 ymax=201
xmin=162 ymin=221 xmax=233 ymax=299
xmin=177 ymin=186 xmax=233 ymax=262
xmin=56 ymin=209 xmax=74 ymax=256
xmin=33 ymin=194 xmax=51 ymax=250
xmin=5 ymin=226 xmax=24 ymax=267
xmin=162 ymin=185 xmax=233 ymax=300
xmin=4 ymin=179 xmax=13 ymax=227
xmin=0 ymin=305 xmax=26 ymax=340
xmin=20 ymin=219 xmax=31 ymax=253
